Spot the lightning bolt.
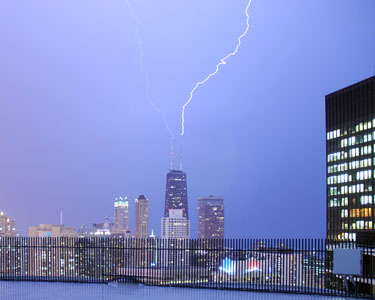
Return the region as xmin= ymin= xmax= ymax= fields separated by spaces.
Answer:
xmin=180 ymin=0 xmax=253 ymax=136
xmin=125 ymin=0 xmax=174 ymax=139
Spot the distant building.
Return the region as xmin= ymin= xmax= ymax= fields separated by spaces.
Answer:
xmin=122 ymin=230 xmax=135 ymax=239
xmin=164 ymin=170 xmax=189 ymax=219
xmin=198 ymin=196 xmax=224 ymax=239
xmin=135 ymin=194 xmax=149 ymax=238
xmin=326 ymin=76 xmax=375 ymax=242
xmin=77 ymin=225 xmax=96 ymax=238
xmin=93 ymin=216 xmax=113 ymax=237
xmin=0 ymin=211 xmax=18 ymax=237
xmin=29 ymin=224 xmax=75 ymax=237
xmin=114 ymin=197 xmax=129 ymax=234
xmin=0 ymin=212 xmax=19 ymax=276
xmin=28 ymin=224 xmax=76 ymax=277
xmin=161 ymin=209 xmax=190 ymax=239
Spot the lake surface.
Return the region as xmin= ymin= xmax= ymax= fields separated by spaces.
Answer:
xmin=0 ymin=281 xmax=364 ymax=300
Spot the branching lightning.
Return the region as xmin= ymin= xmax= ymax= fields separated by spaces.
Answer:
xmin=125 ymin=0 xmax=174 ymax=140
xmin=180 ymin=0 xmax=253 ymax=136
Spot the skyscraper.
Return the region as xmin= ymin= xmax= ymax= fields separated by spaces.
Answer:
xmin=114 ymin=197 xmax=129 ymax=234
xmin=326 ymin=76 xmax=375 ymax=242
xmin=164 ymin=170 xmax=189 ymax=219
xmin=135 ymin=194 xmax=149 ymax=238
xmin=198 ymin=196 xmax=224 ymax=239
xmin=0 ymin=211 xmax=18 ymax=237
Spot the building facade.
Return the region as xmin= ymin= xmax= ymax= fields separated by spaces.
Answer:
xmin=161 ymin=209 xmax=190 ymax=267
xmin=114 ymin=197 xmax=129 ymax=234
xmin=135 ymin=194 xmax=149 ymax=238
xmin=326 ymin=76 xmax=375 ymax=242
xmin=93 ymin=217 xmax=113 ymax=237
xmin=164 ymin=169 xmax=189 ymax=218
xmin=29 ymin=224 xmax=76 ymax=237
xmin=28 ymin=224 xmax=76 ymax=277
xmin=198 ymin=196 xmax=224 ymax=239
xmin=0 ymin=212 xmax=20 ymax=277
xmin=161 ymin=209 xmax=190 ymax=239
xmin=0 ymin=211 xmax=18 ymax=237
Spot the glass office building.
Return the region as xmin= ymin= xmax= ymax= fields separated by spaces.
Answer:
xmin=326 ymin=76 xmax=375 ymax=242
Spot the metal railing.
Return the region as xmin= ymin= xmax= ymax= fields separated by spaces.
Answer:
xmin=0 ymin=237 xmax=374 ymax=298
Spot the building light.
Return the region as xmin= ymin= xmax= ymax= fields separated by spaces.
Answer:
xmin=341 ymin=209 xmax=348 ymax=218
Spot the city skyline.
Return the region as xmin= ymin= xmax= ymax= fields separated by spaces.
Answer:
xmin=0 ymin=0 xmax=374 ymax=238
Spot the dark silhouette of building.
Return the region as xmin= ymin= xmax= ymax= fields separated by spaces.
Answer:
xmin=164 ymin=170 xmax=189 ymax=219
xmin=326 ymin=76 xmax=375 ymax=243
xmin=198 ymin=196 xmax=224 ymax=239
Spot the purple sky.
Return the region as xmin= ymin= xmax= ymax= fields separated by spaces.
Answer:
xmin=0 ymin=0 xmax=374 ymax=237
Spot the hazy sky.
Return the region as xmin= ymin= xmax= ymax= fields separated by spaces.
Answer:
xmin=0 ymin=0 xmax=374 ymax=237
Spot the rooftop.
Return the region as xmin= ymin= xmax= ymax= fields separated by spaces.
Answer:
xmin=0 ymin=281 xmax=358 ymax=300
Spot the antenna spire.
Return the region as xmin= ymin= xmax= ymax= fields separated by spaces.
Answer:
xmin=170 ymin=137 xmax=174 ymax=170
xmin=60 ymin=210 xmax=63 ymax=225
xmin=179 ymin=138 xmax=183 ymax=171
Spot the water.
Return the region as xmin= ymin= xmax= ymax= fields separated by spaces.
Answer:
xmin=0 ymin=281 xmax=363 ymax=300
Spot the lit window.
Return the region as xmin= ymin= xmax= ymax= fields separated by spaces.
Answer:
xmin=330 ymin=198 xmax=339 ymax=207
xmin=364 ymin=134 xmax=373 ymax=143
xmin=341 ymin=139 xmax=348 ymax=148
xmin=361 ymin=195 xmax=373 ymax=205
xmin=361 ymin=145 xmax=372 ymax=155
xmin=350 ymin=209 xmax=360 ymax=217
xmin=350 ymin=148 xmax=359 ymax=158
xmin=348 ymin=136 xmax=356 ymax=146
xmin=356 ymin=220 xmax=365 ymax=229
xmin=341 ymin=186 xmax=348 ymax=194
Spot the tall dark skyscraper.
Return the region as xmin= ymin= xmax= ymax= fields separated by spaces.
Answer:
xmin=326 ymin=76 xmax=375 ymax=243
xmin=164 ymin=170 xmax=189 ymax=219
